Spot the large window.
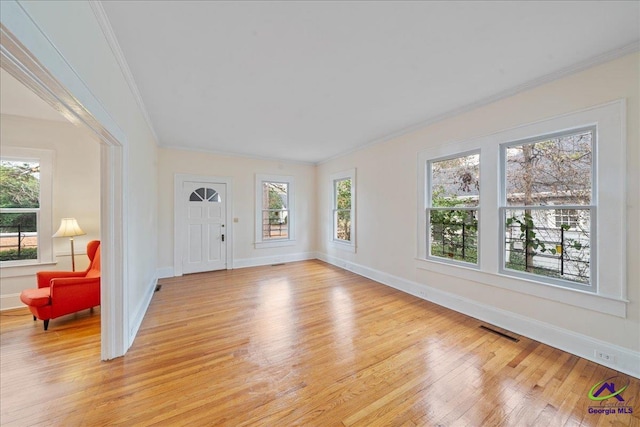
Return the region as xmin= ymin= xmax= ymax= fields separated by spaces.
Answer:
xmin=417 ymin=101 xmax=625 ymax=315
xmin=255 ymin=174 xmax=295 ymax=248
xmin=427 ymin=152 xmax=479 ymax=265
xmin=0 ymin=148 xmax=53 ymax=266
xmin=501 ymin=127 xmax=594 ymax=289
xmin=330 ymin=169 xmax=356 ymax=251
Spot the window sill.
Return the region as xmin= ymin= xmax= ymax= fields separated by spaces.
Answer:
xmin=255 ymin=239 xmax=296 ymax=249
xmin=0 ymin=261 xmax=57 ymax=278
xmin=414 ymin=258 xmax=628 ymax=318
xmin=425 ymin=255 xmax=479 ymax=270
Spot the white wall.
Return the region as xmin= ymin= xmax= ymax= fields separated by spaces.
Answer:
xmin=317 ymin=53 xmax=639 ymax=374
xmin=0 ymin=115 xmax=101 ymax=309
xmin=157 ymin=149 xmax=316 ymax=274
xmin=14 ymin=0 xmax=159 ymax=349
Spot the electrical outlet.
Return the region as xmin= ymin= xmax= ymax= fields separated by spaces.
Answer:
xmin=595 ymin=350 xmax=615 ymax=363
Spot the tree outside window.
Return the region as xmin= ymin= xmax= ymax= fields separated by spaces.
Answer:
xmin=502 ymin=127 xmax=593 ymax=285
xmin=329 ymin=169 xmax=356 ymax=251
xmin=334 ymin=178 xmax=352 ymax=242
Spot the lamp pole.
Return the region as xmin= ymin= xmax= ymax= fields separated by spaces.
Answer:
xmin=70 ymin=235 xmax=77 ymax=272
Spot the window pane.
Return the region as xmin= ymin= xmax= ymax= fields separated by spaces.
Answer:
xmin=505 ymin=129 xmax=592 ymax=206
xmin=336 ymin=210 xmax=351 ymax=241
xmin=429 ymin=209 xmax=477 ymax=263
xmin=263 ymin=182 xmax=288 ymax=210
xmin=504 ymin=208 xmax=590 ymax=284
xmin=335 ymin=179 xmax=351 ymax=210
xmin=0 ymin=161 xmax=40 ymax=208
xmin=0 ymin=212 xmax=38 ymax=261
xmin=262 ymin=210 xmax=288 ymax=239
xmin=190 ymin=188 xmax=221 ymax=202
xmin=205 ymin=188 xmax=221 ymax=202
xmin=431 ymin=154 xmax=479 ymax=208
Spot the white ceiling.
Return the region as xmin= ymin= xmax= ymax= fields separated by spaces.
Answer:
xmin=101 ymin=1 xmax=639 ymax=164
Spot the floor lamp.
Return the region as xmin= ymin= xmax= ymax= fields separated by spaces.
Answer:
xmin=53 ymin=218 xmax=86 ymax=271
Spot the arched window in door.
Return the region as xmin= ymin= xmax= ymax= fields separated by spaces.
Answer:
xmin=189 ymin=187 xmax=221 ymax=202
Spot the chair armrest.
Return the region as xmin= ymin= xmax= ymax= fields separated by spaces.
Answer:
xmin=37 ymin=271 xmax=86 ymax=288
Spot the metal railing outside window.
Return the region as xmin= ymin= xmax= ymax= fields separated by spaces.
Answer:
xmin=429 ymin=209 xmax=478 ymax=264
xmin=504 ymin=208 xmax=591 ymax=284
xmin=0 ymin=225 xmax=38 ymax=261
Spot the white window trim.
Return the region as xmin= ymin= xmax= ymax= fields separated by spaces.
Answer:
xmin=425 ymin=150 xmax=480 ymax=268
xmin=499 ymin=126 xmax=596 ymax=292
xmin=0 ymin=147 xmax=54 ymax=268
xmin=330 ymin=169 xmax=356 ymax=252
xmin=255 ymin=174 xmax=295 ymax=249
xmin=417 ymin=100 xmax=627 ymax=317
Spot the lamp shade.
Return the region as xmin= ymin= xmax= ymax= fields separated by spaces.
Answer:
xmin=53 ymin=218 xmax=86 ymax=238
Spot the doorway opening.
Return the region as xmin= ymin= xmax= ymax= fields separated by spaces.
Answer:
xmin=1 ymin=22 xmax=127 ymax=360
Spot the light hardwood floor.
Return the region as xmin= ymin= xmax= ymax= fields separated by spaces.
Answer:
xmin=1 ymin=260 xmax=638 ymax=426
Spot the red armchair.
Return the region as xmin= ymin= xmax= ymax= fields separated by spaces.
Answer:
xmin=20 ymin=240 xmax=101 ymax=330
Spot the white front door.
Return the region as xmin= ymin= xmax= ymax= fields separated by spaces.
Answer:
xmin=182 ymin=181 xmax=227 ymax=274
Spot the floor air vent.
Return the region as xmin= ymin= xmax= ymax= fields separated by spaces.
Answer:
xmin=479 ymin=325 xmax=519 ymax=342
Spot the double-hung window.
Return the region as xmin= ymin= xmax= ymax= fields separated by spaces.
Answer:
xmin=255 ymin=174 xmax=295 ymax=248
xmin=0 ymin=148 xmax=53 ymax=266
xmin=500 ymin=127 xmax=595 ymax=289
xmin=330 ymin=169 xmax=356 ymax=251
xmin=426 ymin=152 xmax=480 ymax=265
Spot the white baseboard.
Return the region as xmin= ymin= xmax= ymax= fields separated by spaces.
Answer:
xmin=0 ymin=293 xmax=22 ymax=311
xmin=158 ymin=252 xmax=317 ymax=277
xmin=128 ymin=275 xmax=157 ymax=347
xmin=233 ymin=252 xmax=317 ymax=269
xmin=317 ymin=252 xmax=640 ymax=379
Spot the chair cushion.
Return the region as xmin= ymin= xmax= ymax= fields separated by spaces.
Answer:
xmin=20 ymin=287 xmax=51 ymax=307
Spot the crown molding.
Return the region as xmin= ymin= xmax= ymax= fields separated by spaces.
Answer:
xmin=319 ymin=41 xmax=640 ymax=165
xmin=89 ymin=0 xmax=159 ymax=143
